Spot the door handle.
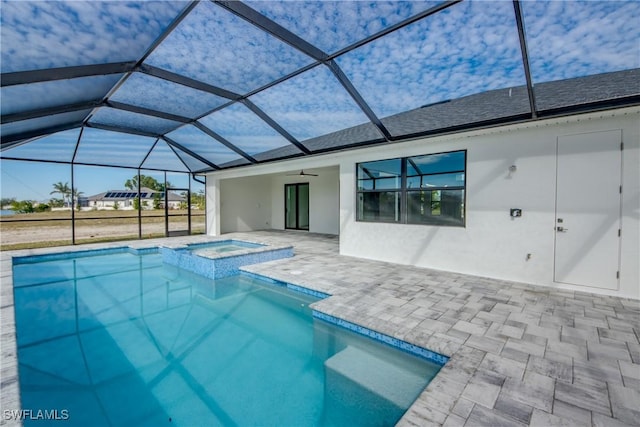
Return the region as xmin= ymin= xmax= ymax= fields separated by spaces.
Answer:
xmin=557 ymin=226 xmax=568 ymax=232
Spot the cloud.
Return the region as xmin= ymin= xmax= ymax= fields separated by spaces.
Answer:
xmin=2 ymin=128 xmax=79 ymax=162
xmin=2 ymin=74 xmax=122 ymax=115
xmin=522 ymin=1 xmax=640 ymax=82
xmin=1 ymin=1 xmax=186 ymax=72
xmin=249 ymin=64 xmax=372 ymax=141
xmin=335 ymin=1 xmax=527 ymax=118
xmin=2 ymin=109 xmax=90 ymax=138
xmin=141 ymin=139 xmax=188 ymax=172
xmin=3 ymin=0 xmax=638 ymax=170
xmin=245 ymin=1 xmax=441 ymax=54
xmin=166 ymin=124 xmax=242 ymax=165
xmin=145 ymin=1 xmax=313 ymax=94
xmin=198 ymin=103 xmax=294 ymax=155
xmin=110 ymin=72 xmax=227 ymax=119
xmin=89 ymin=107 xmax=180 ymax=135
xmin=75 ymin=127 xmax=157 ymax=167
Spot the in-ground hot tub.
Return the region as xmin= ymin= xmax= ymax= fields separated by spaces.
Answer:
xmin=161 ymin=239 xmax=293 ymax=279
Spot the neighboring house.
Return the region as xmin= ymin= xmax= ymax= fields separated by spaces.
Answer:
xmin=86 ymin=187 xmax=185 ymax=210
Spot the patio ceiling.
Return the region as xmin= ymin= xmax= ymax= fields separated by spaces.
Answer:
xmin=1 ymin=0 xmax=639 ymax=174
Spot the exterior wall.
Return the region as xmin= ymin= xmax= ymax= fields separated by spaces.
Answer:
xmin=219 ymin=175 xmax=272 ymax=233
xmin=338 ymin=108 xmax=639 ymax=299
xmin=270 ymin=166 xmax=339 ymax=234
xmin=206 ymin=107 xmax=639 ymax=299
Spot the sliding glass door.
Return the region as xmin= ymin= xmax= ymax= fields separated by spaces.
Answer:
xmin=285 ymin=183 xmax=309 ymax=230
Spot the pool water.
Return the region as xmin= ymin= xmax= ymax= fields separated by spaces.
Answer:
xmin=12 ymin=251 xmax=443 ymax=426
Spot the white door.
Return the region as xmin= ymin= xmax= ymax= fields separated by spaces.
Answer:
xmin=554 ymin=130 xmax=622 ymax=290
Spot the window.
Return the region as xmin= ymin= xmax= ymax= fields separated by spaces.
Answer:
xmin=357 ymin=158 xmax=402 ymax=222
xmin=357 ymin=150 xmax=466 ymax=226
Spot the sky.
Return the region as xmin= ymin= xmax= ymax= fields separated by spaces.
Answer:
xmin=1 ymin=0 xmax=639 ymax=201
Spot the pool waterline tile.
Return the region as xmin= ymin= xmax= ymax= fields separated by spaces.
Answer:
xmin=313 ymin=311 xmax=449 ymax=366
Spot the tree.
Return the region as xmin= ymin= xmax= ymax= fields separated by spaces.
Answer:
xmin=1 ymin=197 xmax=16 ymax=207
xmin=192 ymin=190 xmax=205 ymax=210
xmin=11 ymin=200 xmax=35 ymax=213
xmin=72 ymin=189 xmax=84 ymax=211
xmin=152 ymin=193 xmax=162 ymax=210
xmin=124 ymin=175 xmax=170 ymax=192
xmin=35 ymin=203 xmax=50 ymax=213
xmin=113 ymin=201 xmax=120 ymax=210
xmin=49 ymin=198 xmax=65 ymax=208
xmin=133 ymin=196 xmax=141 ymax=211
xmin=50 ymin=182 xmax=71 ymax=207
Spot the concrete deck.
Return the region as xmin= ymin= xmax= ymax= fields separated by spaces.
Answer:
xmin=1 ymin=231 xmax=639 ymax=426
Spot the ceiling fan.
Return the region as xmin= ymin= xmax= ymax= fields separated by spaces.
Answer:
xmin=286 ymin=170 xmax=318 ymax=177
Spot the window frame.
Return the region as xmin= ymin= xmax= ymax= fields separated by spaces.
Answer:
xmin=356 ymin=158 xmax=403 ymax=224
xmin=356 ymin=149 xmax=467 ymax=227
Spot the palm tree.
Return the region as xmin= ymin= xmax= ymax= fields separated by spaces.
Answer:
xmin=72 ymin=189 xmax=84 ymax=211
xmin=50 ymin=182 xmax=71 ymax=208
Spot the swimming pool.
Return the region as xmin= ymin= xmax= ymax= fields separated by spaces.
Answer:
xmin=12 ymin=249 xmax=445 ymax=426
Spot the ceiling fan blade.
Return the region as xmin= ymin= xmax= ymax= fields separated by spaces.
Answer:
xmin=285 ymin=170 xmax=318 ymax=176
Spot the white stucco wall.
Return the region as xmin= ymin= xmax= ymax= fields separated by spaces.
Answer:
xmin=206 ymin=107 xmax=639 ymax=299
xmin=219 ymin=176 xmax=272 ymax=233
xmin=338 ymin=108 xmax=639 ymax=299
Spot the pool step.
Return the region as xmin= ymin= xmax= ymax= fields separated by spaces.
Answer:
xmin=323 ymin=345 xmax=424 ymax=425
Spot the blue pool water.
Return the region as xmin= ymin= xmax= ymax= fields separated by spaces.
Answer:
xmin=13 ymin=250 xmax=444 ymax=426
